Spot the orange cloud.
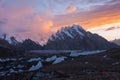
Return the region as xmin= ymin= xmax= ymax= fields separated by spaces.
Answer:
xmin=66 ymin=6 xmax=77 ymax=13
xmin=86 ymin=13 xmax=120 ymax=28
xmin=42 ymin=20 xmax=53 ymax=32
xmin=53 ymin=1 xmax=120 ymax=30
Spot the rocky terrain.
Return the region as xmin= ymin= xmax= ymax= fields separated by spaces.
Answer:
xmin=0 ymin=48 xmax=120 ymax=80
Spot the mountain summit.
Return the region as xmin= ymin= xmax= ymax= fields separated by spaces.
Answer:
xmin=49 ymin=25 xmax=86 ymax=41
xmin=45 ymin=25 xmax=118 ymax=50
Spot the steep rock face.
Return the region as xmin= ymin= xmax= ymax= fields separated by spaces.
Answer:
xmin=45 ymin=25 xmax=118 ymax=50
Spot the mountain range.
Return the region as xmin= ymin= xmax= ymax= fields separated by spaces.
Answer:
xmin=0 ymin=25 xmax=118 ymax=51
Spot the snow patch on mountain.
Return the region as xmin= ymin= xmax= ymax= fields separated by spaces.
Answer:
xmin=49 ymin=25 xmax=86 ymax=41
xmin=63 ymin=30 xmax=74 ymax=38
xmin=72 ymin=25 xmax=85 ymax=37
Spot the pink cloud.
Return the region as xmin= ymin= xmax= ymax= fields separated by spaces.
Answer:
xmin=0 ymin=0 xmax=120 ymax=43
xmin=66 ymin=6 xmax=78 ymax=13
xmin=0 ymin=2 xmax=54 ymax=43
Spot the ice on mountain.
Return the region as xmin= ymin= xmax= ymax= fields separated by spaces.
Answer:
xmin=0 ymin=72 xmax=6 ymax=77
xmin=72 ymin=58 xmax=74 ymax=60
xmin=49 ymin=36 xmax=54 ymax=41
xmin=18 ymin=69 xmax=23 ymax=73
xmin=70 ymin=52 xmax=80 ymax=57
xmin=112 ymin=62 xmax=120 ymax=65
xmin=0 ymin=58 xmax=18 ymax=62
xmin=63 ymin=30 xmax=74 ymax=38
xmin=78 ymin=50 xmax=106 ymax=55
xmin=45 ymin=55 xmax=57 ymax=62
xmin=18 ymin=58 xmax=23 ymax=60
xmin=9 ymin=69 xmax=15 ymax=73
xmin=28 ymin=57 xmax=42 ymax=62
xmin=70 ymin=50 xmax=106 ymax=57
xmin=52 ymin=56 xmax=67 ymax=64
xmin=0 ymin=58 xmax=10 ymax=62
xmin=85 ymin=62 xmax=88 ymax=64
xmin=103 ymin=55 xmax=107 ymax=58
xmin=103 ymin=55 xmax=110 ymax=60
xmin=72 ymin=25 xmax=85 ymax=37
xmin=29 ymin=61 xmax=43 ymax=71
xmin=17 ymin=65 xmax=24 ymax=68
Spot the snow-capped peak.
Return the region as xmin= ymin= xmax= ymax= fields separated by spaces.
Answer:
xmin=49 ymin=24 xmax=86 ymax=41
xmin=71 ymin=25 xmax=85 ymax=37
xmin=71 ymin=24 xmax=84 ymax=30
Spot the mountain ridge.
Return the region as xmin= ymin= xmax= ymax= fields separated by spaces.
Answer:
xmin=0 ymin=24 xmax=118 ymax=51
xmin=45 ymin=25 xmax=118 ymax=50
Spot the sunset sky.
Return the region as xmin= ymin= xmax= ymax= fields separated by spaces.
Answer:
xmin=0 ymin=0 xmax=120 ymax=43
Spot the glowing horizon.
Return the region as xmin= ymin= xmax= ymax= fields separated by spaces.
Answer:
xmin=0 ymin=0 xmax=120 ymax=43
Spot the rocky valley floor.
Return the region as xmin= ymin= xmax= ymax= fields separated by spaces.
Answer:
xmin=0 ymin=48 xmax=120 ymax=80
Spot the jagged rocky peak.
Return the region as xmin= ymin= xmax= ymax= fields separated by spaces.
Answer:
xmin=45 ymin=24 xmax=118 ymax=50
xmin=49 ymin=24 xmax=86 ymax=41
xmin=60 ymin=24 xmax=84 ymax=31
xmin=10 ymin=36 xmax=19 ymax=45
xmin=15 ymin=38 xmax=43 ymax=50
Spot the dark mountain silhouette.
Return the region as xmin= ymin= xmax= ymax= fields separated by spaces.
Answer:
xmin=45 ymin=25 xmax=118 ymax=50
xmin=15 ymin=39 xmax=43 ymax=50
xmin=0 ymin=37 xmax=43 ymax=57
xmin=10 ymin=36 xmax=19 ymax=45
xmin=0 ymin=38 xmax=21 ymax=57
xmin=0 ymin=38 xmax=11 ymax=48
